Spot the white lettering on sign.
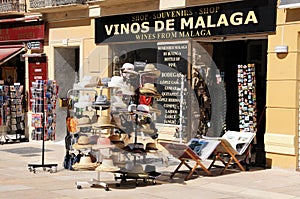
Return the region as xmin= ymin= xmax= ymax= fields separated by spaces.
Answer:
xmin=104 ymin=10 xmax=258 ymax=36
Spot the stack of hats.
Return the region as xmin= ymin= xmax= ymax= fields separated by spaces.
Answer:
xmin=93 ymin=115 xmax=116 ymax=129
xmin=139 ymin=83 xmax=161 ymax=98
xmin=92 ymin=95 xmax=110 ymax=110
xmin=122 ymin=142 xmax=146 ymax=153
xmin=95 ymin=158 xmax=119 ymax=172
xmin=73 ymin=135 xmax=93 ymax=150
xmin=120 ymin=63 xmax=138 ymax=78
xmin=139 ymin=64 xmax=161 ymax=78
xmin=108 ymin=76 xmax=135 ymax=96
xmin=126 ymin=164 xmax=149 ymax=178
xmin=72 ymin=155 xmax=100 ymax=171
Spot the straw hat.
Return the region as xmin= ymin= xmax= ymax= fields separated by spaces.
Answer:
xmin=139 ymin=64 xmax=161 ymax=78
xmin=76 ymin=116 xmax=91 ymax=127
xmin=72 ymin=156 xmax=100 ymax=170
xmin=139 ymin=83 xmax=161 ymax=98
xmin=93 ymin=115 xmax=116 ymax=129
xmin=74 ymin=95 xmax=92 ymax=109
xmin=73 ymin=135 xmax=92 ymax=149
xmin=145 ymin=142 xmax=158 ymax=153
xmin=108 ymin=76 xmax=124 ymax=88
xmin=127 ymin=164 xmax=149 ymax=178
xmin=95 ymin=159 xmax=119 ymax=172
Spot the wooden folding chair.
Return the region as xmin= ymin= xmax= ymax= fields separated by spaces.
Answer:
xmin=206 ymin=131 xmax=256 ymax=174
xmin=159 ymin=141 xmax=219 ymax=180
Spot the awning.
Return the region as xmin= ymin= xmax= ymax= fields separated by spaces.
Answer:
xmin=0 ymin=45 xmax=25 ymax=65
xmin=279 ymin=0 xmax=300 ymax=9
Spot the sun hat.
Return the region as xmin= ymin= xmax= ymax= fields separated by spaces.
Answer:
xmin=139 ymin=64 xmax=161 ymax=78
xmin=74 ymin=95 xmax=93 ymax=109
xmin=72 ymin=155 xmax=100 ymax=170
xmin=121 ymin=63 xmax=138 ymax=76
xmin=73 ymin=135 xmax=93 ymax=149
xmin=93 ymin=115 xmax=116 ymax=129
xmin=95 ymin=158 xmax=119 ymax=172
xmin=76 ymin=116 xmax=91 ymax=127
xmin=132 ymin=104 xmax=152 ymax=117
xmin=108 ymin=76 xmax=124 ymax=88
xmin=122 ymin=142 xmax=146 ymax=153
xmin=139 ymin=83 xmax=161 ymax=98
xmin=145 ymin=142 xmax=158 ymax=153
xmin=126 ymin=164 xmax=149 ymax=178
xmin=109 ymin=134 xmax=125 ymax=148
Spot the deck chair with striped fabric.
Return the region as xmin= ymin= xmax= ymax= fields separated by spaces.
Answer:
xmin=205 ymin=131 xmax=256 ymax=174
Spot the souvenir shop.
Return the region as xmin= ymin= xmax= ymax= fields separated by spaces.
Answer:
xmin=61 ymin=0 xmax=277 ymax=189
xmin=92 ymin=0 xmax=276 ymax=166
xmin=0 ymin=16 xmax=44 ymax=144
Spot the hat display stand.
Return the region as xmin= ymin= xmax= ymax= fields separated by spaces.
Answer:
xmin=72 ymin=85 xmax=123 ymax=191
xmin=113 ymin=63 xmax=162 ymax=187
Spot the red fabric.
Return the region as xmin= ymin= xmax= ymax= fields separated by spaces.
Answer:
xmin=139 ymin=95 xmax=152 ymax=106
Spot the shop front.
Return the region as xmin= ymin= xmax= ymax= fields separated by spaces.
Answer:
xmin=0 ymin=16 xmax=44 ymax=142
xmin=94 ymin=0 xmax=277 ymax=167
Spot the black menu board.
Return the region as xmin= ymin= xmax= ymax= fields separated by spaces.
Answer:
xmin=156 ymin=41 xmax=188 ymax=125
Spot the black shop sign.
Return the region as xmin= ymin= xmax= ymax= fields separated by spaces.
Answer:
xmin=95 ymin=0 xmax=276 ymax=43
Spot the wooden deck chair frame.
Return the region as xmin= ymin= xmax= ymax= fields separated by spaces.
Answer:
xmin=206 ymin=131 xmax=256 ymax=174
xmin=208 ymin=140 xmax=246 ymax=174
xmin=159 ymin=142 xmax=212 ymax=181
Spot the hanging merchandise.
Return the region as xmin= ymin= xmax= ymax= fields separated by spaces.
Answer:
xmin=0 ymin=83 xmax=26 ymax=144
xmin=28 ymin=80 xmax=59 ymax=173
xmin=31 ymin=80 xmax=59 ymax=141
xmin=237 ymin=64 xmax=257 ymax=133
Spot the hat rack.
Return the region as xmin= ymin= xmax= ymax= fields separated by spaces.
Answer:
xmin=112 ymin=62 xmax=162 ymax=186
xmin=64 ymin=63 xmax=163 ymax=190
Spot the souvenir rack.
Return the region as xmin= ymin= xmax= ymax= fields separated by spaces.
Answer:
xmin=28 ymin=80 xmax=58 ymax=173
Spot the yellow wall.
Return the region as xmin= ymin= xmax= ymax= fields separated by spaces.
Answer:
xmin=266 ymin=6 xmax=300 ymax=169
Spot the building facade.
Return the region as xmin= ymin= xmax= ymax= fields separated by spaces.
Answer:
xmin=0 ymin=0 xmax=299 ymax=170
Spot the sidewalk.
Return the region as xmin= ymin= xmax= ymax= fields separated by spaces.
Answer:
xmin=0 ymin=140 xmax=300 ymax=199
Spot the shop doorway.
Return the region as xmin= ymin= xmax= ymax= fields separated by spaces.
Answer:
xmin=212 ymin=39 xmax=267 ymax=166
xmin=54 ymin=47 xmax=80 ymax=141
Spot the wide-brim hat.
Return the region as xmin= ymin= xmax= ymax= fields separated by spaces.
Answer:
xmin=122 ymin=143 xmax=146 ymax=153
xmin=132 ymin=104 xmax=151 ymax=116
xmin=108 ymin=76 xmax=124 ymax=88
xmin=145 ymin=142 xmax=158 ymax=153
xmin=95 ymin=159 xmax=119 ymax=172
xmin=139 ymin=64 xmax=161 ymax=78
xmin=139 ymin=83 xmax=161 ymax=98
xmin=93 ymin=115 xmax=116 ymax=129
xmin=73 ymin=135 xmax=93 ymax=149
xmin=72 ymin=156 xmax=100 ymax=170
xmin=74 ymin=95 xmax=93 ymax=108
xmin=93 ymin=95 xmax=110 ymax=106
xmin=76 ymin=116 xmax=91 ymax=127
xmin=121 ymin=63 xmax=138 ymax=76
xmin=126 ymin=164 xmax=149 ymax=178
